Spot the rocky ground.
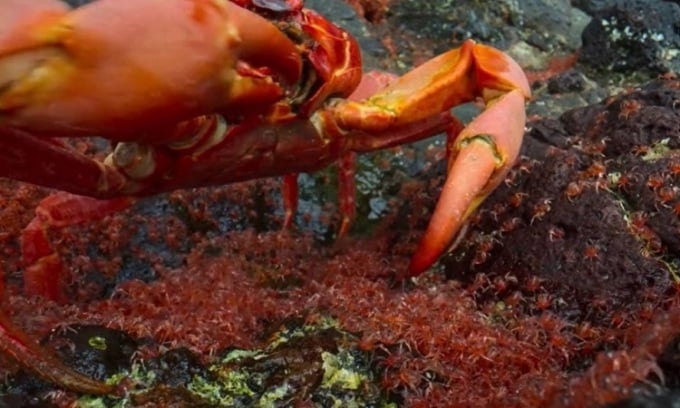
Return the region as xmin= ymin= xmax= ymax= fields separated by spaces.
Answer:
xmin=1 ymin=0 xmax=680 ymax=407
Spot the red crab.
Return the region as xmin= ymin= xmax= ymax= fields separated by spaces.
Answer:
xmin=0 ymin=0 xmax=531 ymax=395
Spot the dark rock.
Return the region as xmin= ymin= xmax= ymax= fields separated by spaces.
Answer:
xmin=385 ymin=0 xmax=514 ymax=51
xmin=46 ymin=325 xmax=138 ymax=381
xmin=572 ymin=0 xmax=618 ymax=15
xmin=144 ymin=348 xmax=207 ymax=388
xmin=0 ymin=395 xmax=56 ymax=408
xmin=442 ymin=79 xmax=680 ymax=324
xmin=548 ymin=69 xmax=588 ymax=94
xmin=303 ymin=0 xmax=388 ymax=68
xmin=580 ymin=0 xmax=680 ymax=76
xmin=605 ymin=389 xmax=680 ymax=408
xmin=515 ymin=0 xmax=590 ymax=52
xmin=0 ymin=325 xmax=137 ymax=402
xmin=384 ymin=0 xmax=588 ymax=72
xmin=562 ymin=80 xmax=680 ymax=156
xmin=658 ymin=334 xmax=680 ymax=389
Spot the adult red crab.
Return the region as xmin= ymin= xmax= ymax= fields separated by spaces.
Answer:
xmin=0 ymin=0 xmax=530 ymax=395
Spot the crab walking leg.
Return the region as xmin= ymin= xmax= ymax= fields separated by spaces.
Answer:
xmin=0 ymin=312 xmax=114 ymax=395
xmin=281 ymin=174 xmax=300 ymax=231
xmin=22 ymin=193 xmax=135 ymax=301
xmin=279 ymin=72 xmax=395 ymax=236
xmin=336 ymin=152 xmax=358 ymax=237
xmin=408 ymin=89 xmax=527 ymax=276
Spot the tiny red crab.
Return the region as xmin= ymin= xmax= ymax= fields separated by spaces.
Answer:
xmin=0 ymin=0 xmax=530 ymax=394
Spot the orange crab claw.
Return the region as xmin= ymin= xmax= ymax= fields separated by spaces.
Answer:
xmin=330 ymin=40 xmax=531 ymax=278
xmin=408 ymin=88 xmax=527 ymax=275
xmin=0 ymin=0 xmax=302 ymax=138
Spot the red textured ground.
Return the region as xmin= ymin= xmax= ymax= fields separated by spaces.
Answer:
xmin=1 ymin=157 xmax=679 ymax=407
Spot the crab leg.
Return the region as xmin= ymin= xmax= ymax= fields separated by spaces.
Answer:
xmin=280 ymin=153 xmax=356 ymax=237
xmin=22 ymin=193 xmax=135 ymax=300
xmin=280 ymin=71 xmax=396 ymax=236
xmin=330 ymin=40 xmax=531 ymax=277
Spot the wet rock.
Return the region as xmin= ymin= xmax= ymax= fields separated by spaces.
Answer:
xmin=0 ymin=326 xmax=137 ymax=403
xmin=547 ymin=69 xmax=589 ymax=94
xmin=606 ymin=390 xmax=680 ymax=408
xmin=580 ymin=0 xmax=680 ymax=76
xmin=0 ymin=395 xmax=56 ymax=408
xmin=572 ymin=0 xmax=618 ymax=14
xmin=386 ymin=0 xmax=517 ymax=49
xmin=45 ymin=325 xmax=138 ymax=382
xmin=514 ymin=0 xmax=590 ymax=53
xmin=385 ymin=0 xmax=588 ymax=70
xmin=657 ymin=334 xmax=680 ymax=389
xmin=143 ymin=348 xmax=207 ymax=388
xmin=561 ymin=80 xmax=680 ymax=156
xmin=528 ymin=70 xmax=609 ymax=119
xmin=300 ymin=0 xmax=388 ymax=69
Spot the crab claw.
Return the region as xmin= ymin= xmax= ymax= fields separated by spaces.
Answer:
xmin=407 ymin=88 xmax=527 ymax=276
xmin=330 ymin=40 xmax=531 ymax=278
xmin=405 ymin=43 xmax=530 ymax=277
xmin=0 ymin=0 xmax=302 ymax=138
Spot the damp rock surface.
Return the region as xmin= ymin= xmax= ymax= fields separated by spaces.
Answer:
xmin=579 ymin=0 xmax=680 ymax=76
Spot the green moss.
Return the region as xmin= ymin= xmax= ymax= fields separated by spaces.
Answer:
xmin=219 ymin=349 xmax=262 ymax=364
xmin=321 ymin=351 xmax=363 ymax=390
xmin=87 ymin=336 xmax=108 ymax=351
xmin=188 ymin=372 xmax=256 ymax=406
xmin=64 ymin=318 xmax=395 ymax=407
xmin=256 ymin=384 xmax=291 ymax=407
xmin=641 ymin=138 xmax=672 ymax=161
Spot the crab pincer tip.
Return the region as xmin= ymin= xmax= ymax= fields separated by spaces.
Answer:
xmin=401 ymin=140 xmax=498 ymax=280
